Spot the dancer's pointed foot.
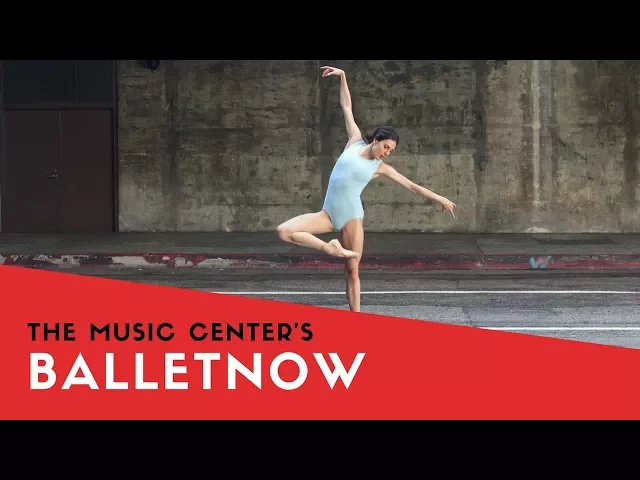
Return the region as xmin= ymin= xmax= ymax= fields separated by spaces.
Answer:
xmin=323 ymin=239 xmax=360 ymax=258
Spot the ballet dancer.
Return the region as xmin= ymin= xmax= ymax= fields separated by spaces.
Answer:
xmin=277 ymin=65 xmax=456 ymax=312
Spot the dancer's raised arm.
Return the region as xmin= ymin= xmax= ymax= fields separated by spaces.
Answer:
xmin=321 ymin=65 xmax=362 ymax=148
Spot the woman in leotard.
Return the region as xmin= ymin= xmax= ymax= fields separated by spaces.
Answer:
xmin=277 ymin=65 xmax=457 ymax=312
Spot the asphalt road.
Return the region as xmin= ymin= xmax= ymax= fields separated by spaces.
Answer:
xmin=51 ymin=267 xmax=640 ymax=350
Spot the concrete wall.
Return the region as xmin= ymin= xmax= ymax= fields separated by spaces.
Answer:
xmin=117 ymin=60 xmax=640 ymax=233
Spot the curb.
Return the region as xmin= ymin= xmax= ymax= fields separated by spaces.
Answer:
xmin=2 ymin=252 xmax=640 ymax=270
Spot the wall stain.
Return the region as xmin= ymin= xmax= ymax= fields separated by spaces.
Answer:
xmin=549 ymin=61 xmax=558 ymax=206
xmin=519 ymin=61 xmax=533 ymax=224
xmin=623 ymin=61 xmax=638 ymax=211
xmin=471 ymin=60 xmax=488 ymax=230
xmin=164 ymin=60 xmax=180 ymax=230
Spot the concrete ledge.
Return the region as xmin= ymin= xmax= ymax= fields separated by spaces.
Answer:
xmin=2 ymin=252 xmax=640 ymax=270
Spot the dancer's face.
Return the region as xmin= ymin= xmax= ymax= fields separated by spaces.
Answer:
xmin=372 ymin=139 xmax=397 ymax=160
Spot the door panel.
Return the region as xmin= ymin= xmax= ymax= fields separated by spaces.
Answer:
xmin=58 ymin=109 xmax=114 ymax=232
xmin=3 ymin=110 xmax=60 ymax=232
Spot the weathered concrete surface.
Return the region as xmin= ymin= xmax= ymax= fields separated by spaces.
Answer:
xmin=117 ymin=60 xmax=640 ymax=233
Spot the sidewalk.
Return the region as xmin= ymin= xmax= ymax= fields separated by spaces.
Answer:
xmin=0 ymin=232 xmax=639 ymax=271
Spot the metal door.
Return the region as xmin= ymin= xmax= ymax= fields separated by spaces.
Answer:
xmin=3 ymin=110 xmax=60 ymax=232
xmin=58 ymin=109 xmax=114 ymax=232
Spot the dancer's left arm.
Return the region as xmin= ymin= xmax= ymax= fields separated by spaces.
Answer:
xmin=376 ymin=163 xmax=456 ymax=217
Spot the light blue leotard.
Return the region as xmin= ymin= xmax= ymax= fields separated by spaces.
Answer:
xmin=322 ymin=140 xmax=382 ymax=231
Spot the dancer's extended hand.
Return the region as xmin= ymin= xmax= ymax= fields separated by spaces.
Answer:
xmin=321 ymin=66 xmax=344 ymax=78
xmin=440 ymin=198 xmax=456 ymax=217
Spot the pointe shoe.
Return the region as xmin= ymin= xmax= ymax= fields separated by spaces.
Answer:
xmin=323 ymin=239 xmax=360 ymax=258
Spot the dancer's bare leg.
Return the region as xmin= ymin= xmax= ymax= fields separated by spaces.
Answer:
xmin=341 ymin=219 xmax=364 ymax=312
xmin=277 ymin=211 xmax=359 ymax=258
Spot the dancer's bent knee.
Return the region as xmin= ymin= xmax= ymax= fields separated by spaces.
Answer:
xmin=276 ymin=224 xmax=293 ymax=243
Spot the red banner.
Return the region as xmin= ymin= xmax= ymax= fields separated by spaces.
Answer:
xmin=1 ymin=265 xmax=639 ymax=420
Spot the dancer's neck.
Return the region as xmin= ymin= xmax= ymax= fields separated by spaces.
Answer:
xmin=359 ymin=143 xmax=375 ymax=160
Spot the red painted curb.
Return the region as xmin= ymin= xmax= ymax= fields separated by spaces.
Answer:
xmin=2 ymin=252 xmax=640 ymax=270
